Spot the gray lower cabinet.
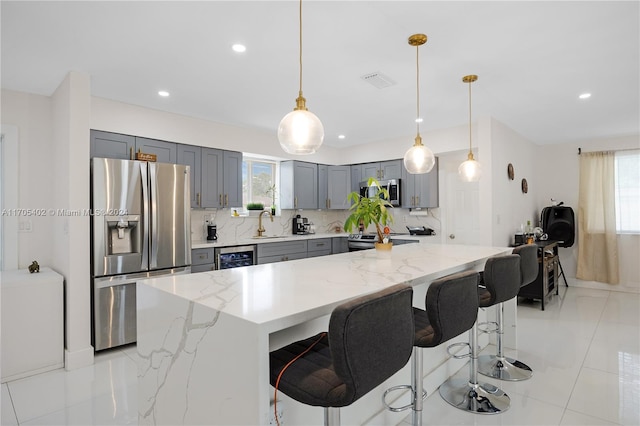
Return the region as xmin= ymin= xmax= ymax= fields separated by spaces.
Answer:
xmin=191 ymin=248 xmax=215 ymax=272
xmin=307 ymin=238 xmax=331 ymax=258
xmin=135 ymin=137 xmax=177 ymax=163
xmin=177 ymin=144 xmax=202 ymax=208
xmin=257 ymin=240 xmax=308 ymax=264
xmin=401 ymin=157 xmax=439 ymax=208
xmin=90 ymin=130 xmax=135 ymax=160
xmin=332 ymin=237 xmax=349 ymax=254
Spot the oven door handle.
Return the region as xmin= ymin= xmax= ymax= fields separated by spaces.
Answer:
xmin=348 ymin=241 xmax=375 ymax=250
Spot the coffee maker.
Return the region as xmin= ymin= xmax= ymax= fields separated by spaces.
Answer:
xmin=207 ymin=223 xmax=218 ymax=241
xmin=292 ymin=214 xmax=309 ymax=235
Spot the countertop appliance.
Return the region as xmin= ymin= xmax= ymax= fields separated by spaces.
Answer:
xmin=359 ymin=179 xmax=401 ymax=207
xmin=91 ymin=158 xmax=191 ymax=351
xmin=406 ymin=225 xmax=435 ymax=235
xmin=207 ymin=224 xmax=218 ymax=241
xmin=292 ymin=214 xmax=310 ymax=235
xmin=215 ymin=245 xmax=257 ymax=269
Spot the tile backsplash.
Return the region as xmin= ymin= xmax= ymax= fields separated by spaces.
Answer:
xmin=191 ymin=208 xmax=441 ymax=243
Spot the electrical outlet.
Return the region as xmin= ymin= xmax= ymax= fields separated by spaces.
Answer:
xmin=268 ymin=402 xmax=284 ymax=425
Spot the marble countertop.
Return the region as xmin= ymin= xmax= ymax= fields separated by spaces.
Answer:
xmin=191 ymin=232 xmax=435 ymax=249
xmin=139 ymin=243 xmax=509 ymax=333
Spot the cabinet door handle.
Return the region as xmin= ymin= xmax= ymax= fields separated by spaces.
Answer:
xmin=327 ymin=199 xmax=331 ymax=209
xmin=294 ymin=197 xmax=298 ymax=209
xmin=197 ymin=192 xmax=201 ymax=206
xmin=225 ymin=194 xmax=229 ymax=206
xmin=129 ymin=147 xmax=134 ymax=160
xmin=411 ymin=196 xmax=415 ymax=206
xmin=219 ymin=194 xmax=223 ymax=206
xmin=416 ymin=196 xmax=420 ymax=205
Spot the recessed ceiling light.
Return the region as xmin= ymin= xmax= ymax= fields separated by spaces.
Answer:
xmin=338 ymin=135 xmax=346 ymax=139
xmin=415 ymin=117 xmax=423 ymax=123
xmin=232 ymin=44 xmax=246 ymax=53
xmin=158 ymin=90 xmax=170 ymax=97
xmin=579 ymin=93 xmax=591 ymax=99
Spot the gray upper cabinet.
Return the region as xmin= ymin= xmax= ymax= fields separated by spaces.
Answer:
xmin=358 ymin=160 xmax=403 ymax=181
xmin=327 ymin=166 xmax=351 ymax=209
xmin=318 ymin=164 xmax=329 ymax=209
xmin=200 ymin=148 xmax=242 ymax=209
xmin=222 ymin=150 xmax=243 ymax=208
xmin=177 ymin=144 xmax=202 ymax=208
xmin=90 ymin=130 xmax=134 ymax=160
xmin=280 ymin=161 xmax=318 ymax=210
xmin=350 ymin=164 xmax=362 ymax=193
xmin=134 ymin=137 xmax=177 ymax=163
xmin=401 ymin=157 xmax=439 ymax=208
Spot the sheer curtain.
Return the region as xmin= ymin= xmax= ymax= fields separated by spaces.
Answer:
xmin=577 ymin=151 xmax=619 ymax=284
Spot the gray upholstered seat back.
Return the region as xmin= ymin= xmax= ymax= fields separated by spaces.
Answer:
xmin=328 ymin=284 xmax=414 ymax=405
xmin=512 ymin=244 xmax=538 ymax=286
xmin=482 ymin=255 xmax=521 ymax=305
xmin=426 ymin=270 xmax=480 ymax=345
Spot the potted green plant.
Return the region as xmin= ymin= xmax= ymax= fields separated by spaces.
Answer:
xmin=246 ymin=202 xmax=265 ymax=216
xmin=266 ymin=184 xmax=277 ymax=216
xmin=343 ymin=177 xmax=394 ymax=249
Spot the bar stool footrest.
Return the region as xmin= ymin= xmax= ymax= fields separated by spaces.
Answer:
xmin=382 ymin=384 xmax=427 ymax=413
xmin=446 ymin=342 xmax=471 ymax=359
xmin=477 ymin=320 xmax=499 ymax=334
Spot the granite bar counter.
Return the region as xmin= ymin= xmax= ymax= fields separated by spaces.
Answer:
xmin=137 ymin=243 xmax=511 ymax=425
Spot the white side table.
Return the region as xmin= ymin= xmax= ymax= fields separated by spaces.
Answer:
xmin=1 ymin=267 xmax=64 ymax=382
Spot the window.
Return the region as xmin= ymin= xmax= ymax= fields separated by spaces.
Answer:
xmin=615 ymin=150 xmax=640 ymax=233
xmin=242 ymin=158 xmax=278 ymax=210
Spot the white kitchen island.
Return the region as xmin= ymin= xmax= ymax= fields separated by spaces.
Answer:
xmin=137 ymin=243 xmax=511 ymax=425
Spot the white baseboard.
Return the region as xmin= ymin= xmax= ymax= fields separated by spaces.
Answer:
xmin=64 ymin=346 xmax=94 ymax=370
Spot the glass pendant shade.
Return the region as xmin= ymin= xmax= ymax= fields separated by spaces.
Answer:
xmin=278 ymin=109 xmax=324 ymax=155
xmin=403 ymin=137 xmax=435 ymax=174
xmin=458 ymin=154 xmax=482 ymax=182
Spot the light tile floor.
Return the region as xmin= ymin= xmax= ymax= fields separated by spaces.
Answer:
xmin=1 ymin=285 xmax=639 ymax=425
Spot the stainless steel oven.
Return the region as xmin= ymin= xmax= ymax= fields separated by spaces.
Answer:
xmin=215 ymin=245 xmax=257 ymax=269
xmin=347 ymin=234 xmax=378 ymax=251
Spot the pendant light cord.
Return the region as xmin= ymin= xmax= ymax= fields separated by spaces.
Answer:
xmin=415 ymin=44 xmax=420 ymax=136
xmin=468 ymin=80 xmax=472 ymax=153
xmin=298 ymin=0 xmax=303 ymax=95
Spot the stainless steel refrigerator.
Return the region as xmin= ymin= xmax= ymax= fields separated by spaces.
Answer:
xmin=90 ymin=158 xmax=191 ymax=351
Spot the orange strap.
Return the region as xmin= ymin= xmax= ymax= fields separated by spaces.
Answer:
xmin=273 ymin=332 xmax=327 ymax=426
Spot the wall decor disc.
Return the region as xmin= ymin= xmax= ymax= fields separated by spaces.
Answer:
xmin=521 ymin=178 xmax=528 ymax=193
xmin=507 ymin=163 xmax=514 ymax=180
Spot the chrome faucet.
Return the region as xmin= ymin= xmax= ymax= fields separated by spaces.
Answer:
xmin=257 ymin=210 xmax=273 ymax=237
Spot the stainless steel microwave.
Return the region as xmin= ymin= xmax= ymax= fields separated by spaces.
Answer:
xmin=359 ymin=179 xmax=401 ymax=206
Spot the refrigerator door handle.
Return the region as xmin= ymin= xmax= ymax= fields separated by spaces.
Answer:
xmin=149 ymin=162 xmax=159 ymax=269
xmin=140 ymin=162 xmax=150 ymax=270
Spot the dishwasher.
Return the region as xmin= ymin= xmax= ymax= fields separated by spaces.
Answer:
xmin=215 ymin=245 xmax=257 ymax=269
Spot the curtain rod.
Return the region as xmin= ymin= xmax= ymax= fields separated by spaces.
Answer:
xmin=578 ymin=147 xmax=639 ymax=155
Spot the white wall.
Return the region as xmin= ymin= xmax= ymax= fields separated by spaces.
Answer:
xmin=0 ymin=90 xmax=54 ymax=268
xmin=50 ymin=72 xmax=94 ymax=369
xmin=489 ymin=118 xmax=538 ymax=246
xmin=536 ymin=135 xmax=640 ymax=292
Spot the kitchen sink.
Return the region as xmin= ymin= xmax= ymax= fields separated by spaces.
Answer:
xmin=251 ymin=235 xmax=287 ymax=239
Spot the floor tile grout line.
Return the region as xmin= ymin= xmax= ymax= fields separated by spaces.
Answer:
xmin=558 ymin=288 xmax=611 ymax=425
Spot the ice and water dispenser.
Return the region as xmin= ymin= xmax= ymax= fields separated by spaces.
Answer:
xmin=105 ymin=215 xmax=141 ymax=255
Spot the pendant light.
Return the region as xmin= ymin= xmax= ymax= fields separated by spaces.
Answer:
xmin=403 ymin=34 xmax=435 ymax=175
xmin=458 ymin=74 xmax=482 ymax=182
xmin=278 ymin=0 xmax=324 ymax=155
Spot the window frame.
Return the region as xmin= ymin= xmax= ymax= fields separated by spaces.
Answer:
xmin=614 ymin=149 xmax=640 ymax=234
xmin=242 ymin=157 xmax=279 ymax=213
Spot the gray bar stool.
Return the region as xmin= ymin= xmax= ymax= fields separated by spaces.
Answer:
xmin=439 ymin=255 xmax=519 ymax=414
xmin=382 ymin=270 xmax=480 ymax=426
xmin=269 ymin=284 xmax=414 ymax=426
xmin=477 ymin=244 xmax=536 ymax=381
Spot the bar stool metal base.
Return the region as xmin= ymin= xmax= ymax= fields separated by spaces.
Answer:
xmin=478 ymin=354 xmax=533 ymax=381
xmin=439 ymin=378 xmax=510 ymax=414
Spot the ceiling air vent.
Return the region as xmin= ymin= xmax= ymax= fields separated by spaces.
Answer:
xmin=360 ymin=72 xmax=396 ymax=89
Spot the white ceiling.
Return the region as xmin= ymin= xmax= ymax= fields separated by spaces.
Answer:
xmin=2 ymin=1 xmax=638 ymax=149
